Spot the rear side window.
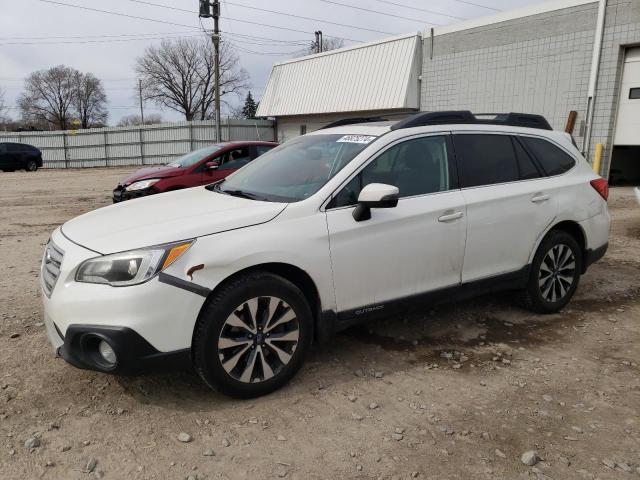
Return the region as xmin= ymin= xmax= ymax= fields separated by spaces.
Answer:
xmin=0 ymin=144 xmax=6 ymax=153
xmin=520 ymin=137 xmax=575 ymax=176
xmin=512 ymin=137 xmax=541 ymax=180
xmin=453 ymin=134 xmax=519 ymax=188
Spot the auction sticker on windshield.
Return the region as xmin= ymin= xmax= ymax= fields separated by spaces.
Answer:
xmin=336 ymin=135 xmax=376 ymax=144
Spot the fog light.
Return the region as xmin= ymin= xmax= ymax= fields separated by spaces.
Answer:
xmin=98 ymin=340 xmax=117 ymax=366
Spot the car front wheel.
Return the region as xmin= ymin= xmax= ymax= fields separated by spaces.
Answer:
xmin=521 ymin=230 xmax=582 ymax=314
xmin=26 ymin=160 xmax=38 ymax=171
xmin=193 ymin=271 xmax=312 ymax=398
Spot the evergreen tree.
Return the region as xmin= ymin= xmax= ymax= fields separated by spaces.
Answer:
xmin=241 ymin=91 xmax=258 ymax=119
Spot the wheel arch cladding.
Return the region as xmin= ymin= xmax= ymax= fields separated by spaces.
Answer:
xmin=193 ymin=263 xmax=321 ymax=345
xmin=549 ymin=221 xmax=587 ymax=273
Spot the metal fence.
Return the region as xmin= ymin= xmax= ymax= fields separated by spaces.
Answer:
xmin=0 ymin=118 xmax=276 ymax=168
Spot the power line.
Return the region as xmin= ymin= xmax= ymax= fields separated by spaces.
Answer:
xmin=37 ymin=0 xmax=197 ymax=28
xmin=0 ymin=30 xmax=200 ymax=41
xmin=317 ymin=0 xmax=459 ymax=24
xmin=129 ymin=0 xmax=392 ymax=37
xmin=227 ymin=42 xmax=300 ymax=56
xmin=39 ymin=0 xmax=356 ymax=47
xmin=0 ymin=77 xmax=138 ymax=82
xmin=368 ymin=0 xmax=468 ymax=20
xmin=447 ymin=0 xmax=501 ymax=12
xmin=222 ymin=0 xmax=398 ymax=34
xmin=208 ymin=31 xmax=309 ymax=45
xmin=0 ymin=34 xmax=205 ymax=47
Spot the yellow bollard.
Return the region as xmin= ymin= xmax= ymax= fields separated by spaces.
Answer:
xmin=592 ymin=143 xmax=603 ymax=175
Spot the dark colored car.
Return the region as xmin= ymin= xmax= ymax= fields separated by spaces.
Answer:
xmin=0 ymin=142 xmax=43 ymax=172
xmin=112 ymin=141 xmax=278 ymax=202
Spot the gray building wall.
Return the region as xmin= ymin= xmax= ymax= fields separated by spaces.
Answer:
xmin=275 ymin=110 xmax=415 ymax=143
xmin=421 ymin=2 xmax=599 ymax=151
xmin=421 ymin=0 xmax=640 ymax=176
xmin=590 ymin=0 xmax=640 ymax=175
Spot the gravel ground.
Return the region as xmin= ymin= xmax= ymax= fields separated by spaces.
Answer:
xmin=1 ymin=167 xmax=639 ymax=480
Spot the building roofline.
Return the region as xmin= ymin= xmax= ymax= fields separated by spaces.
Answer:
xmin=425 ymin=0 xmax=598 ymax=38
xmin=271 ymin=32 xmax=421 ymax=67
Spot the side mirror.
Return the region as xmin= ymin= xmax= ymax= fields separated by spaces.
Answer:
xmin=353 ymin=183 xmax=399 ymax=222
xmin=205 ymin=160 xmax=219 ymax=170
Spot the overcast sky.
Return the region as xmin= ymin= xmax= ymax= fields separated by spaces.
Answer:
xmin=0 ymin=0 xmax=544 ymax=125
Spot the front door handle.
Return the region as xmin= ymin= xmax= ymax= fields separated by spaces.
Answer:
xmin=438 ymin=211 xmax=464 ymax=222
xmin=531 ymin=193 xmax=551 ymax=203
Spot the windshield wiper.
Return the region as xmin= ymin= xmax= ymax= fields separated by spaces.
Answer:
xmin=222 ymin=189 xmax=263 ymax=200
xmin=208 ymin=182 xmax=267 ymax=201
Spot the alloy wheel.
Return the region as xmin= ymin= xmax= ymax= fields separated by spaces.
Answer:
xmin=217 ymin=296 xmax=299 ymax=383
xmin=538 ymin=243 xmax=576 ymax=303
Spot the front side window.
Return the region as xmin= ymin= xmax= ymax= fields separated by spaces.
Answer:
xmin=330 ymin=135 xmax=452 ymax=208
xmin=213 ymin=134 xmax=376 ymax=202
xmin=519 ymin=136 xmax=575 ymax=176
xmin=255 ymin=145 xmax=275 ymax=157
xmin=166 ymin=144 xmax=224 ymax=169
xmin=219 ymin=147 xmax=251 ymax=170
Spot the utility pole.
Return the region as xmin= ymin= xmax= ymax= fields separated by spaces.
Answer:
xmin=314 ymin=31 xmax=323 ymax=54
xmin=199 ymin=0 xmax=222 ymax=142
xmin=199 ymin=0 xmax=222 ymax=141
xmin=138 ymin=79 xmax=144 ymax=124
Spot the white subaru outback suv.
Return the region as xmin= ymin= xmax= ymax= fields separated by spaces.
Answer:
xmin=41 ymin=111 xmax=610 ymax=398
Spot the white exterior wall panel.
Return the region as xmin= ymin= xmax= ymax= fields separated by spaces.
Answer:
xmin=257 ymin=34 xmax=422 ymax=118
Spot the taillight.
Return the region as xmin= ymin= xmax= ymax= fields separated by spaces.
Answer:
xmin=590 ymin=178 xmax=609 ymax=201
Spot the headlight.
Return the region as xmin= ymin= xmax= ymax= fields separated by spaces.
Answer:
xmin=125 ymin=179 xmax=160 ymax=191
xmin=75 ymin=240 xmax=194 ymax=286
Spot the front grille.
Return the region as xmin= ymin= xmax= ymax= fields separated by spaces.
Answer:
xmin=41 ymin=240 xmax=64 ymax=297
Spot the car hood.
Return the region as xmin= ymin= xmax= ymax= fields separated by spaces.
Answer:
xmin=62 ymin=187 xmax=287 ymax=254
xmin=119 ymin=165 xmax=185 ymax=185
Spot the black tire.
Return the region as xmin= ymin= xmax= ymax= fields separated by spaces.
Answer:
xmin=193 ymin=271 xmax=313 ymax=398
xmin=521 ymin=230 xmax=582 ymax=314
xmin=25 ymin=160 xmax=38 ymax=172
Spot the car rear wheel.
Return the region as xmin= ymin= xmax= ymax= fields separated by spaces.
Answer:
xmin=26 ymin=160 xmax=38 ymax=171
xmin=521 ymin=230 xmax=582 ymax=314
xmin=193 ymin=271 xmax=312 ymax=398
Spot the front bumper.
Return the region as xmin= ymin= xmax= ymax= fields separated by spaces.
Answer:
xmin=112 ymin=185 xmax=156 ymax=203
xmin=54 ymin=324 xmax=191 ymax=374
xmin=42 ymin=228 xmax=206 ymax=374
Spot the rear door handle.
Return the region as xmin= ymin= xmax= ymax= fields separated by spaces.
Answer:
xmin=531 ymin=193 xmax=551 ymax=203
xmin=438 ymin=211 xmax=464 ymax=222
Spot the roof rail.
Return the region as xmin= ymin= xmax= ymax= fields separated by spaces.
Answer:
xmin=390 ymin=111 xmax=553 ymax=131
xmin=320 ymin=117 xmax=386 ymax=129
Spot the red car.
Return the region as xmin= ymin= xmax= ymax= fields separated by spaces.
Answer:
xmin=112 ymin=141 xmax=277 ymax=202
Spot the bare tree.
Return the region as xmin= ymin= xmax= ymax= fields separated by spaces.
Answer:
xmin=116 ymin=113 xmax=164 ymax=127
xmin=73 ymin=72 xmax=108 ymax=128
xmin=136 ymin=38 xmax=249 ymax=121
xmin=19 ymin=65 xmax=76 ymax=130
xmin=295 ymin=37 xmax=345 ymax=57
xmin=0 ymin=87 xmax=7 ymax=121
xmin=18 ymin=66 xmax=109 ymax=130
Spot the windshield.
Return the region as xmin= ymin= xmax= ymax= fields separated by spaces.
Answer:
xmin=166 ymin=144 xmax=223 ymax=168
xmin=213 ymin=134 xmax=376 ymax=202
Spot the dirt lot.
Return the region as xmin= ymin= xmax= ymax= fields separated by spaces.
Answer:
xmin=0 ymin=168 xmax=639 ymax=480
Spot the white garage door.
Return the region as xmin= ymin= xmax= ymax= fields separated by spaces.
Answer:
xmin=614 ymin=47 xmax=640 ymax=146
